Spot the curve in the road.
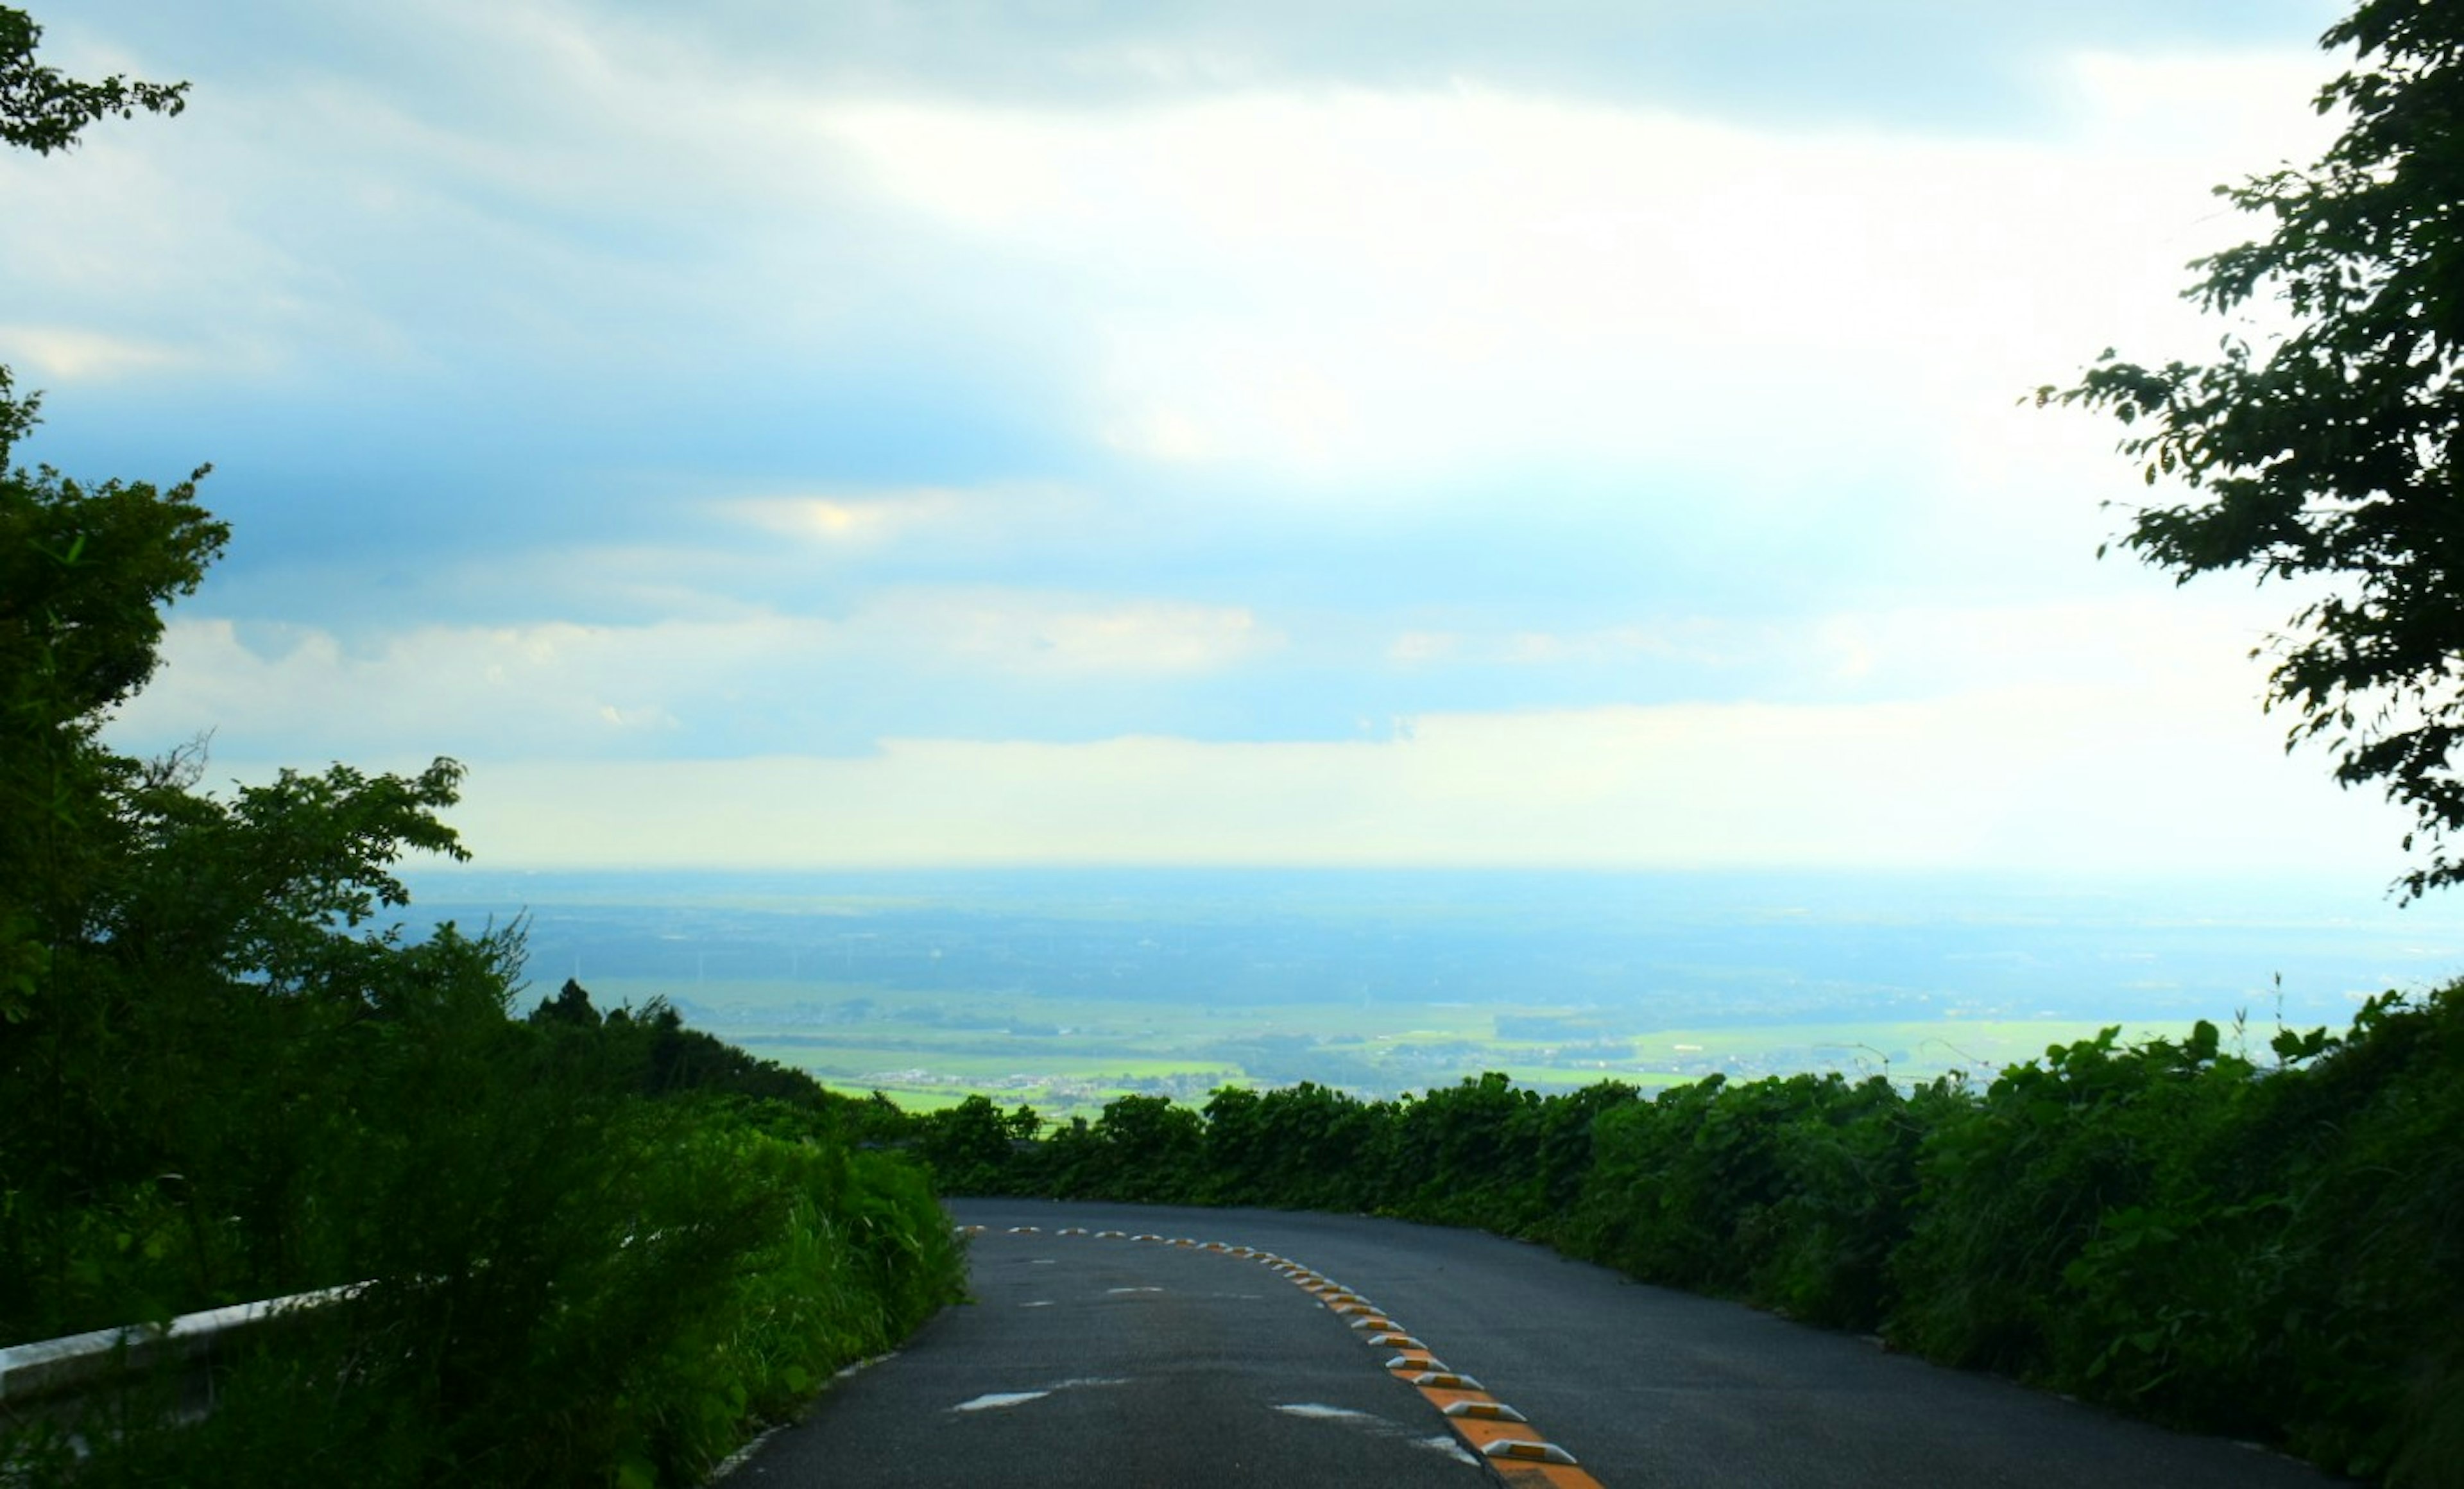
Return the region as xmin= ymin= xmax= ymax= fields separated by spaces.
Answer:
xmin=736 ymin=1200 xmax=2348 ymax=1489
xmin=968 ymin=1222 xmax=1602 ymax=1489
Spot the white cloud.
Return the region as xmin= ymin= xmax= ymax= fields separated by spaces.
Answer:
xmin=857 ymin=591 xmax=1278 ymax=676
xmin=0 ymin=324 xmax=197 ymax=382
xmin=812 ymin=56 xmax=2338 ymax=495
xmin=110 ymin=591 xmax=1281 ymax=760
xmin=723 ymin=483 xmax=1099 ymax=556
xmin=1389 ymin=630 xmax=1459 ymax=666
xmin=424 ymin=685 xmax=2401 ymax=875
xmin=1385 ymin=623 xmax=1715 ymax=670
xmin=2060 ymin=47 xmax=2342 ymax=155
xmin=114 ymin=617 xmax=742 ymax=759
xmin=1795 ymin=594 xmax=2288 ymax=700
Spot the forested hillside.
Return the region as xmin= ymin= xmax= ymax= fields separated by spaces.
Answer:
xmin=0 ymin=13 xmax=961 ymax=1483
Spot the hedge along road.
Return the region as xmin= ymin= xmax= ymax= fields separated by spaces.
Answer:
xmin=724 ymin=1200 xmax=2352 ymax=1489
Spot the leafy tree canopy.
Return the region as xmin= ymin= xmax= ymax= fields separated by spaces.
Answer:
xmin=0 ymin=4 xmax=185 ymax=155
xmin=0 ymin=383 xmax=225 ymax=725
xmin=2045 ymin=1 xmax=2464 ymax=898
xmin=0 ymin=6 xmax=207 ymax=741
xmin=0 ymin=17 xmax=207 ymax=1019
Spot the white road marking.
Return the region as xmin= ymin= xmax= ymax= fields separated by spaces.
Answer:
xmin=954 ymin=1391 xmax=1050 ymax=1412
xmin=1276 ymin=1404 xmax=1385 ymax=1422
xmin=1275 ymin=1402 xmax=1482 ymax=1465
xmin=1419 ymin=1435 xmax=1481 ymax=1465
xmin=952 ymin=1377 xmax=1129 ymax=1413
xmin=832 ymin=1352 xmax=896 ymax=1380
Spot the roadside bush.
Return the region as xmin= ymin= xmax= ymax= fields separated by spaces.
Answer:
xmin=1043 ymin=1094 xmax=1205 ymax=1203
xmin=1890 ymin=1024 xmax=2246 ymax=1375
xmin=1751 ymin=1073 xmax=1926 ymax=1329
xmin=1202 ymin=1081 xmax=1383 ymax=1210
xmin=1380 ymin=1072 xmax=1545 ymax=1228
xmin=39 ymin=1085 xmax=962 ymax=1489
xmin=914 ymin=1094 xmax=1040 ymax=1196
xmin=2259 ymin=990 xmax=2464 ymax=1483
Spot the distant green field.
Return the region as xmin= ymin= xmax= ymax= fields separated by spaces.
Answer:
xmin=573 ymin=976 xmax=2211 ymax=1121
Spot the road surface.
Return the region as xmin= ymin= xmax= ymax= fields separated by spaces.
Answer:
xmin=726 ymin=1199 xmax=2348 ymax=1488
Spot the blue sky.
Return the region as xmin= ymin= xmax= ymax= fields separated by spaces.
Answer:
xmin=8 ymin=0 xmax=2411 ymax=875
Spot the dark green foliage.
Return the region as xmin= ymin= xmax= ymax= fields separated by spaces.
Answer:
xmin=25 ymin=1112 xmax=961 ymax=1489
xmin=533 ymin=975 xmax=604 ymax=1026
xmin=1046 ymin=1094 xmax=1206 ymax=1203
xmin=1567 ymin=1072 xmax=1916 ymax=1316
xmin=914 ymin=1094 xmax=1036 ymax=1195
xmin=1755 ymin=1074 xmax=1929 ymax=1328
xmin=1884 ymin=995 xmax=2464 ymax=1482
xmin=4 ymin=863 xmax=964 ymax=1488
xmin=2045 ymin=0 xmax=2464 ymax=898
xmin=0 ymin=6 xmax=186 ymax=157
xmin=1380 ymin=1072 xmax=1543 ymax=1227
xmin=1201 ymin=1081 xmax=1383 ymax=1210
xmin=1892 ymin=1024 xmax=2252 ymax=1376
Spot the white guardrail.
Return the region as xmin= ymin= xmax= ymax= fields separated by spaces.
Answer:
xmin=0 ymin=1284 xmax=363 ymax=1414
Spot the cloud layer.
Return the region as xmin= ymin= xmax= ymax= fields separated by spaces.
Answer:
xmin=8 ymin=0 xmax=2401 ymax=876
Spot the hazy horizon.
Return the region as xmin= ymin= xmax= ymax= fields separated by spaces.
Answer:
xmin=403 ymin=862 xmax=2464 ymax=1029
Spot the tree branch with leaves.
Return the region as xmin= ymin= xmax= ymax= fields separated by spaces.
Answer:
xmin=0 ymin=4 xmax=185 ymax=155
xmin=2044 ymin=1 xmax=2464 ymax=899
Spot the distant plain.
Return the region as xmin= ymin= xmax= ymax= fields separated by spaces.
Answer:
xmin=402 ymin=867 xmax=2464 ymax=1120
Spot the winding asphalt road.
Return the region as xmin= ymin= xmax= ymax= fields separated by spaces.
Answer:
xmin=725 ymin=1200 xmax=2349 ymax=1488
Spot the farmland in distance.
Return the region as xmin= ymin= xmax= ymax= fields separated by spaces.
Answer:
xmin=401 ymin=866 xmax=2464 ymax=1120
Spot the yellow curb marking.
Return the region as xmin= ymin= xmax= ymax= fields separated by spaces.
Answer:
xmin=974 ymin=1221 xmax=1607 ymax=1488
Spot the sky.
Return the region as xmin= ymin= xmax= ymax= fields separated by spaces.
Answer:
xmin=4 ymin=0 xmax=2413 ymax=879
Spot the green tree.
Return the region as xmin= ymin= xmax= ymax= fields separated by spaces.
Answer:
xmin=916 ymin=1094 xmax=1023 ymax=1194
xmin=532 ymin=976 xmax=604 ymax=1028
xmin=2044 ymin=2 xmax=2464 ymax=897
xmin=0 ymin=410 xmax=225 ymax=1021
xmin=0 ymin=8 xmax=204 ymax=1019
xmin=0 ymin=4 xmax=186 ymax=155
